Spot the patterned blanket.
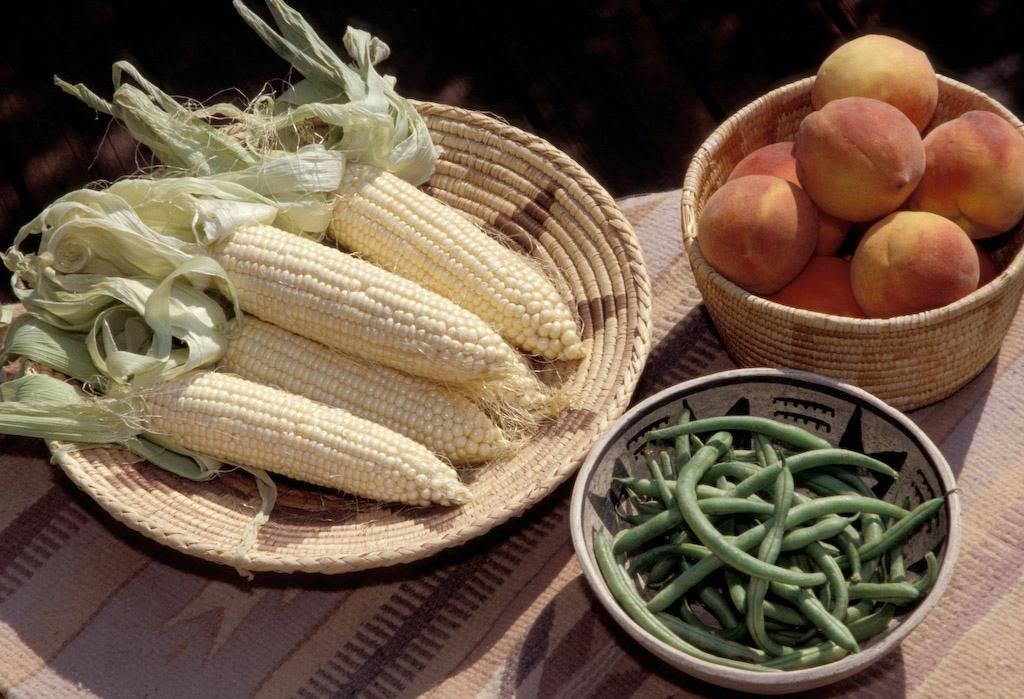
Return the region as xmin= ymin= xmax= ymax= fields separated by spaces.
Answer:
xmin=1 ymin=190 xmax=1020 ymax=698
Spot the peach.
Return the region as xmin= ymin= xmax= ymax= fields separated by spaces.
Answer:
xmin=813 ymin=34 xmax=938 ymax=131
xmin=907 ymin=110 xmax=1024 ymax=238
xmin=729 ymin=142 xmax=800 ymax=183
xmin=850 ymin=211 xmax=979 ymax=318
xmin=698 ymin=174 xmax=819 ymax=295
xmin=728 ymin=142 xmax=851 ymax=255
xmin=767 ymin=257 xmax=865 ymax=318
xmin=816 ymin=215 xmax=850 ymax=257
xmin=795 ymin=97 xmax=925 ymax=222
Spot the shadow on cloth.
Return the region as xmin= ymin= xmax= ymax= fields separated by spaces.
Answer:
xmin=4 ymin=470 xmax=580 ymax=697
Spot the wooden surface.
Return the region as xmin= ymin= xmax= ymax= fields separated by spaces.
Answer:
xmin=4 ymin=0 xmax=1023 ymax=255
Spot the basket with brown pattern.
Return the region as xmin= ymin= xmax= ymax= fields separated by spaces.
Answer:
xmin=681 ymin=75 xmax=1024 ymax=411
xmin=47 ymin=103 xmax=653 ymax=574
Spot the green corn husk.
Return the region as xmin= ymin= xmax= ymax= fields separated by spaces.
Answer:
xmin=0 ymin=317 xmax=277 ymax=561
xmin=57 ymin=1 xmax=435 ymax=187
xmin=0 ymin=372 xmax=137 ymax=443
xmin=56 ymin=62 xmax=256 ymax=176
xmin=231 ymin=0 xmax=437 ymax=184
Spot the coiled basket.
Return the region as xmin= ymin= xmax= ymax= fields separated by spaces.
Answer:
xmin=681 ymin=75 xmax=1024 ymax=411
xmin=48 ymin=103 xmax=653 ymax=574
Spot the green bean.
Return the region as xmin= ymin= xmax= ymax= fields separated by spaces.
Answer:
xmin=676 ymin=599 xmax=703 ymax=627
xmin=613 ymin=491 xmax=660 ymax=520
xmin=818 ymin=466 xmax=877 ymax=495
xmin=836 ymin=530 xmax=863 ymax=582
xmin=620 ymin=489 xmax=663 ymax=516
xmin=613 ymin=486 xmax=832 ymax=554
xmin=668 ymin=547 xmax=744 ymax=636
xmin=847 ymin=581 xmax=919 ymax=602
xmin=647 ymin=416 xmax=832 ymax=451
xmin=770 ymin=580 xmax=859 ymax=653
xmin=728 ymin=449 xmax=896 ymax=501
xmin=613 ymin=508 xmax=683 ymax=554
xmin=780 ymin=517 xmax=855 ymax=552
xmin=724 ymin=567 xmax=746 ymax=612
xmin=672 ymin=408 xmax=692 ymax=478
xmin=816 ymin=567 xmax=831 ymax=607
xmin=858 ymin=514 xmax=885 ymax=582
xmin=806 ymin=541 xmax=849 ymax=620
xmin=726 ymin=573 xmax=808 ymax=626
xmin=696 ymin=484 xmax=730 ymax=499
xmin=632 ymin=498 xmax=665 ymax=515
xmin=889 ymin=542 xmax=906 ymax=583
xmin=646 ymin=557 xmax=678 ymax=586
xmin=730 ymin=448 xmax=761 ymax=463
xmin=808 ymin=452 xmax=897 ymax=476
xmin=913 ymin=552 xmax=940 ymax=595
xmin=698 ymin=497 xmax=776 ymax=516
xmin=603 ymin=414 xmax=949 ymax=674
xmin=800 ymin=472 xmax=866 ymax=498
xmin=612 ymin=477 xmax=650 ymax=500
xmin=841 ymin=601 xmax=877 ymax=624
xmin=848 ymin=604 xmax=896 ymax=642
xmin=701 ymin=585 xmax=741 ymax=632
xmin=656 ymin=613 xmax=769 ymax=663
xmin=706 ymin=461 xmax=760 ymax=483
xmin=817 ymin=541 xmax=841 ymax=555
xmin=615 ymin=478 xmax=661 ymax=499
xmin=618 ymin=512 xmax=656 ymax=526
xmin=628 ymin=543 xmax=709 ymax=573
xmin=768 ymin=627 xmax=820 ymax=647
xmin=762 ymin=643 xmax=850 ymax=670
xmin=754 ymin=434 xmax=773 ymax=468
xmin=592 ymin=531 xmax=778 ymax=673
xmin=886 ymin=497 xmax=910 ymax=583
xmin=856 ymin=498 xmax=945 ymax=563
xmin=762 ymin=606 xmax=893 ymax=670
xmin=746 ymin=447 xmax=795 ymax=656
xmin=674 ymin=433 xmax=827 ymax=590
xmin=646 ymin=449 xmax=675 ymax=509
xmin=646 ymin=495 xmax=912 ymax=612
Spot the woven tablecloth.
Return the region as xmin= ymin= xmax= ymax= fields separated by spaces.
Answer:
xmin=1 ymin=190 xmax=1021 ymax=698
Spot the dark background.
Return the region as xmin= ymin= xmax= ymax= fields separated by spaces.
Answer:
xmin=3 ymin=0 xmax=1023 ymax=250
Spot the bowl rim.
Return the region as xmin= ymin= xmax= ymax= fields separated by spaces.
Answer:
xmin=569 ymin=367 xmax=962 ymax=691
xmin=679 ymin=74 xmax=1024 ymax=328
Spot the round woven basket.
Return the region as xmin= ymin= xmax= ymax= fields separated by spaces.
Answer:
xmin=681 ymin=75 xmax=1024 ymax=411
xmin=47 ymin=102 xmax=653 ymax=574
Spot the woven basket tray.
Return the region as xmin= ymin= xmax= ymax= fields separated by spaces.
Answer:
xmin=47 ymin=102 xmax=653 ymax=574
xmin=681 ymin=76 xmax=1024 ymax=411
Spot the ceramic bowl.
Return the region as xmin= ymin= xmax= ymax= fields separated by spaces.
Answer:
xmin=570 ymin=367 xmax=960 ymax=694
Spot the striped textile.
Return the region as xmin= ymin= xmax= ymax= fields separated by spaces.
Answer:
xmin=1 ymin=190 xmax=1021 ymax=698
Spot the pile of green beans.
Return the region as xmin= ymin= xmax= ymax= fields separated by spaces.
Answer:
xmin=594 ymin=412 xmax=945 ymax=672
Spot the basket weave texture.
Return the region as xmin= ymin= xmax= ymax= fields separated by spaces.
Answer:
xmin=681 ymin=75 xmax=1024 ymax=411
xmin=48 ymin=102 xmax=653 ymax=573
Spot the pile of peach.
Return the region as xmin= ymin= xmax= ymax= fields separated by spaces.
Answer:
xmin=697 ymin=35 xmax=1024 ymax=318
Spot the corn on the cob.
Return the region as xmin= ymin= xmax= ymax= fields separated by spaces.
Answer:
xmin=221 ymin=316 xmax=511 ymax=464
xmin=142 ymin=371 xmax=470 ymax=506
xmin=214 ymin=224 xmax=543 ymax=401
xmin=330 ymin=164 xmax=586 ymax=361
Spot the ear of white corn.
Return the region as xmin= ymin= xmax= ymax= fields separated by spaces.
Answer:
xmin=142 ymin=371 xmax=470 ymax=506
xmin=221 ymin=316 xmax=512 ymax=464
xmin=330 ymin=164 xmax=586 ymax=362
xmin=214 ymin=224 xmax=547 ymax=407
